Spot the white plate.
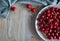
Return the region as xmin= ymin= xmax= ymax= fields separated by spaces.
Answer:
xmin=35 ymin=2 xmax=60 ymax=41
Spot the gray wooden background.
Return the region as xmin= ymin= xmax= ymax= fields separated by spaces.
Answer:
xmin=0 ymin=3 xmax=44 ymax=41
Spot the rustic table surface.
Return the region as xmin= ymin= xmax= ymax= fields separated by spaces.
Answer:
xmin=0 ymin=3 xmax=44 ymax=41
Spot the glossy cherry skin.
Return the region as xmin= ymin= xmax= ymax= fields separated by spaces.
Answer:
xmin=38 ymin=23 xmax=44 ymax=27
xmin=47 ymin=19 xmax=52 ymax=23
xmin=55 ymin=8 xmax=59 ymax=11
xmin=49 ymin=36 xmax=53 ymax=39
xmin=57 ymin=15 xmax=60 ymax=19
xmin=53 ymin=29 xmax=57 ymax=33
xmin=38 ymin=18 xmax=43 ymax=22
xmin=52 ymin=15 xmax=56 ymax=19
xmin=51 ymin=11 xmax=54 ymax=15
xmin=55 ymin=32 xmax=59 ymax=36
xmin=11 ymin=6 xmax=16 ymax=11
xmin=41 ymin=21 xmax=46 ymax=25
xmin=53 ymin=25 xmax=57 ymax=29
xmin=44 ymin=30 xmax=48 ymax=34
xmin=49 ymin=29 xmax=52 ymax=33
xmin=56 ymin=27 xmax=60 ymax=30
xmin=51 ymin=33 xmax=55 ymax=36
xmin=53 ymin=21 xmax=58 ymax=27
xmin=40 ymin=27 xmax=45 ymax=32
xmin=41 ymin=15 xmax=45 ymax=18
xmin=50 ymin=7 xmax=55 ymax=11
xmin=49 ymin=24 xmax=53 ymax=29
xmin=47 ymin=33 xmax=51 ymax=36
xmin=31 ymin=8 xmax=36 ymax=12
xmin=55 ymin=19 xmax=59 ymax=23
xmin=45 ymin=27 xmax=49 ymax=30
xmin=58 ymin=35 xmax=60 ymax=40
xmin=56 ymin=12 xmax=59 ymax=15
xmin=47 ymin=10 xmax=50 ymax=13
xmin=26 ymin=4 xmax=32 ymax=9
xmin=47 ymin=13 xmax=51 ymax=17
xmin=53 ymin=36 xmax=56 ymax=39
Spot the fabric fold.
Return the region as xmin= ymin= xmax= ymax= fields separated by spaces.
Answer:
xmin=0 ymin=0 xmax=59 ymax=19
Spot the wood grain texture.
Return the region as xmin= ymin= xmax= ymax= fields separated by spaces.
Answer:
xmin=0 ymin=3 xmax=25 ymax=41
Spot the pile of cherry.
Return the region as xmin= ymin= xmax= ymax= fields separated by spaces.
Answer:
xmin=38 ymin=7 xmax=60 ymax=40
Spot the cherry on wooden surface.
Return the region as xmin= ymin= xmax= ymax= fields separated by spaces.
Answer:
xmin=31 ymin=8 xmax=36 ymax=13
xmin=26 ymin=4 xmax=32 ymax=9
xmin=11 ymin=6 xmax=16 ymax=11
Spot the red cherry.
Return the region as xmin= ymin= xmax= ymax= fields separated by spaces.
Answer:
xmin=41 ymin=15 xmax=45 ymax=18
xmin=38 ymin=23 xmax=44 ymax=27
xmin=50 ymin=11 xmax=54 ymax=15
xmin=47 ymin=10 xmax=50 ymax=13
xmin=56 ymin=12 xmax=59 ymax=15
xmin=38 ymin=18 xmax=43 ymax=22
xmin=44 ymin=30 xmax=48 ymax=34
xmin=49 ymin=29 xmax=52 ymax=33
xmin=49 ymin=36 xmax=53 ymax=39
xmin=45 ymin=17 xmax=49 ymax=20
xmin=51 ymin=12 xmax=54 ymax=15
xmin=58 ymin=9 xmax=60 ymax=12
xmin=52 ymin=33 xmax=54 ymax=36
xmin=49 ymin=15 xmax=52 ymax=18
xmin=40 ymin=27 xmax=45 ymax=32
xmin=49 ymin=24 xmax=53 ymax=29
xmin=47 ymin=19 xmax=52 ymax=23
xmin=41 ymin=21 xmax=45 ymax=25
xmin=51 ymin=19 xmax=54 ymax=21
xmin=45 ymin=27 xmax=49 ymax=30
xmin=38 ymin=16 xmax=44 ymax=22
xmin=58 ymin=15 xmax=60 ymax=19
xmin=53 ymin=21 xmax=58 ymax=26
xmin=55 ymin=8 xmax=59 ymax=11
xmin=52 ymin=15 xmax=56 ymax=19
xmin=56 ymin=27 xmax=60 ymax=30
xmin=40 ymin=15 xmax=45 ymax=19
xmin=47 ymin=13 xmax=51 ymax=17
xmin=11 ymin=6 xmax=16 ymax=11
xmin=31 ymin=8 xmax=36 ymax=12
xmin=59 ymin=24 xmax=60 ymax=27
xmin=43 ymin=12 xmax=46 ymax=16
xmin=39 ymin=16 xmax=43 ymax=19
xmin=55 ymin=32 xmax=59 ymax=36
xmin=26 ymin=4 xmax=32 ymax=9
xmin=53 ymin=25 xmax=57 ymax=29
xmin=58 ymin=35 xmax=60 ymax=40
xmin=53 ymin=29 xmax=57 ymax=33
xmin=53 ymin=36 xmax=56 ymax=39
xmin=47 ymin=33 xmax=51 ymax=36
xmin=50 ymin=7 xmax=55 ymax=11
xmin=55 ymin=19 xmax=59 ymax=23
